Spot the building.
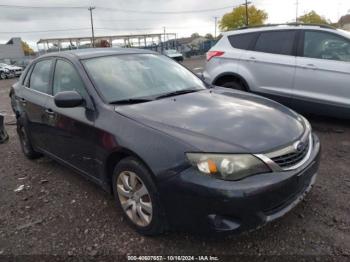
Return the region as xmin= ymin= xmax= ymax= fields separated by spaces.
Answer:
xmin=37 ymin=33 xmax=177 ymax=54
xmin=0 ymin=38 xmax=25 ymax=60
xmin=338 ymin=13 xmax=350 ymax=31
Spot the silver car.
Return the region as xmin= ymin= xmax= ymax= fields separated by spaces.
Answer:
xmin=203 ymin=24 xmax=350 ymax=118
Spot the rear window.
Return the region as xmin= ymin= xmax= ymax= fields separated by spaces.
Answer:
xmin=228 ymin=33 xmax=257 ymax=50
xmin=254 ymin=30 xmax=297 ymax=56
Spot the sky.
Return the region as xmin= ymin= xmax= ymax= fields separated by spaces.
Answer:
xmin=0 ymin=0 xmax=349 ymax=50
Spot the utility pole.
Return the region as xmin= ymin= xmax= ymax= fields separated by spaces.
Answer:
xmin=295 ymin=0 xmax=299 ymax=23
xmin=242 ymin=1 xmax=251 ymax=27
xmin=88 ymin=6 xmax=96 ymax=48
xmin=214 ymin=16 xmax=218 ymax=39
xmin=163 ymin=26 xmax=166 ymax=51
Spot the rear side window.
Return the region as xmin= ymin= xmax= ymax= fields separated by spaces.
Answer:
xmin=254 ymin=31 xmax=297 ymax=56
xmin=29 ymin=59 xmax=53 ymax=94
xmin=23 ymin=65 xmax=33 ymax=87
xmin=228 ymin=33 xmax=257 ymax=50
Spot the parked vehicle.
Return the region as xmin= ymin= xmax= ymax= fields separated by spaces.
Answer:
xmin=10 ymin=49 xmax=320 ymax=235
xmin=0 ymin=63 xmax=23 ymax=77
xmin=163 ymin=49 xmax=184 ymax=62
xmin=203 ymin=24 xmax=350 ymax=118
xmin=0 ymin=66 xmax=12 ymax=79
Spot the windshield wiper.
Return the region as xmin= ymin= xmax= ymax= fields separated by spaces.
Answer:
xmin=110 ymin=98 xmax=153 ymax=105
xmin=155 ymin=89 xmax=201 ymax=99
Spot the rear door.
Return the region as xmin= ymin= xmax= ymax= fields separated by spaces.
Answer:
xmin=239 ymin=30 xmax=298 ymax=105
xmin=44 ymin=59 xmax=98 ymax=178
xmin=20 ymin=59 xmax=54 ymax=151
xmin=294 ymin=30 xmax=350 ymax=112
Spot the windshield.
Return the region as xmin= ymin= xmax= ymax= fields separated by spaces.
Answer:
xmin=82 ymin=54 xmax=205 ymax=103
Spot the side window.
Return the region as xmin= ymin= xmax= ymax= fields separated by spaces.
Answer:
xmin=53 ymin=60 xmax=88 ymax=98
xmin=228 ymin=33 xmax=257 ymax=50
xmin=303 ymin=31 xmax=350 ymax=62
xmin=254 ymin=31 xmax=297 ymax=56
xmin=29 ymin=59 xmax=53 ymax=94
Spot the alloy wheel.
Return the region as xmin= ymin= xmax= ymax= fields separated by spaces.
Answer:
xmin=116 ymin=171 xmax=153 ymax=227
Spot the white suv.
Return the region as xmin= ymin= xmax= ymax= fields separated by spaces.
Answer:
xmin=203 ymin=24 xmax=350 ymax=118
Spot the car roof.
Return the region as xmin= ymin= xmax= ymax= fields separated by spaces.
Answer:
xmin=39 ymin=48 xmax=157 ymax=60
xmin=222 ymin=24 xmax=342 ymax=36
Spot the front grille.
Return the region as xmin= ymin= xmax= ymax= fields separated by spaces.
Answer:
xmin=271 ymin=137 xmax=310 ymax=169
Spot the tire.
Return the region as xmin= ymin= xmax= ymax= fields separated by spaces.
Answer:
xmin=0 ymin=72 xmax=5 ymax=80
xmin=112 ymin=157 xmax=166 ymax=235
xmin=221 ymin=81 xmax=246 ymax=91
xmin=17 ymin=122 xmax=42 ymax=159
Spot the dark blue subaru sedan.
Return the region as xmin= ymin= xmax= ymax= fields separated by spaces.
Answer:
xmin=10 ymin=48 xmax=320 ymax=235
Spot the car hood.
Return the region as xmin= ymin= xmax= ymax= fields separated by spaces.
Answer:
xmin=8 ymin=66 xmax=22 ymax=70
xmin=115 ymin=88 xmax=305 ymax=153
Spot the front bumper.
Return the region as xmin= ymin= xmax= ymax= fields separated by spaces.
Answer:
xmin=158 ymin=134 xmax=321 ymax=235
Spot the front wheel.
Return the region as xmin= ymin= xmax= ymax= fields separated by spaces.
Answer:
xmin=112 ymin=157 xmax=166 ymax=235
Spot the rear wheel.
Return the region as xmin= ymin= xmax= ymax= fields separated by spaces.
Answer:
xmin=221 ymin=81 xmax=245 ymax=91
xmin=112 ymin=157 xmax=166 ymax=235
xmin=17 ymin=123 xmax=42 ymax=159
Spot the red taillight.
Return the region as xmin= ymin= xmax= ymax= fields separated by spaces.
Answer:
xmin=206 ymin=51 xmax=225 ymax=61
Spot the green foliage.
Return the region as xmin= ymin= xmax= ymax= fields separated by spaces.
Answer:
xmin=191 ymin=33 xmax=200 ymax=38
xmin=21 ymin=41 xmax=34 ymax=56
xmin=219 ymin=5 xmax=268 ymax=31
xmin=298 ymin=10 xmax=330 ymax=25
xmin=205 ymin=33 xmax=214 ymax=40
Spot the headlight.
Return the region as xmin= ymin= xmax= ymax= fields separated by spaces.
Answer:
xmin=186 ymin=153 xmax=271 ymax=181
xmin=4 ymin=69 xmax=9 ymax=73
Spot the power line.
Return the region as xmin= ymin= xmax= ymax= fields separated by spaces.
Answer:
xmin=0 ymin=25 xmax=214 ymax=35
xmin=0 ymin=4 xmax=87 ymax=9
xmin=0 ymin=4 xmax=234 ymax=14
xmin=96 ymin=6 xmax=233 ymax=14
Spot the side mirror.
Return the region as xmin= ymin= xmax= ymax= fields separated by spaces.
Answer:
xmin=54 ymin=91 xmax=84 ymax=108
xmin=195 ymin=72 xmax=204 ymax=80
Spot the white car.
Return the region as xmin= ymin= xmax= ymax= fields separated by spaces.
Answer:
xmin=163 ymin=49 xmax=184 ymax=62
xmin=203 ymin=24 xmax=350 ymax=118
xmin=0 ymin=63 xmax=23 ymax=77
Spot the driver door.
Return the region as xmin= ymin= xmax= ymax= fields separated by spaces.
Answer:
xmin=294 ymin=30 xmax=350 ymax=110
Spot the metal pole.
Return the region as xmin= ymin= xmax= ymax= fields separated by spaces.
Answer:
xmin=214 ymin=17 xmax=218 ymax=39
xmin=295 ymin=0 xmax=299 ymax=23
xmin=163 ymin=27 xmax=166 ymax=51
xmin=88 ymin=6 xmax=96 ymax=48
xmin=245 ymin=0 xmax=249 ymax=26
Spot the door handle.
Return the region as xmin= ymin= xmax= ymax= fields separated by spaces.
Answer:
xmin=248 ymin=56 xmax=257 ymax=62
xmin=19 ymin=98 xmax=27 ymax=106
xmin=45 ymin=108 xmax=55 ymax=116
xmin=305 ymin=63 xmax=317 ymax=70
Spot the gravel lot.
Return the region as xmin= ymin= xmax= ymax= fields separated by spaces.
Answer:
xmin=0 ymin=57 xmax=349 ymax=260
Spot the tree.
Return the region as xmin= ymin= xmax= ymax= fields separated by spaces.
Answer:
xmin=205 ymin=33 xmax=214 ymax=40
xmin=191 ymin=33 xmax=200 ymax=39
xmin=219 ymin=5 xmax=268 ymax=31
xmin=21 ymin=41 xmax=34 ymax=56
xmin=298 ymin=11 xmax=330 ymax=25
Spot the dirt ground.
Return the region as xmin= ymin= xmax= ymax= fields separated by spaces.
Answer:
xmin=0 ymin=57 xmax=349 ymax=261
